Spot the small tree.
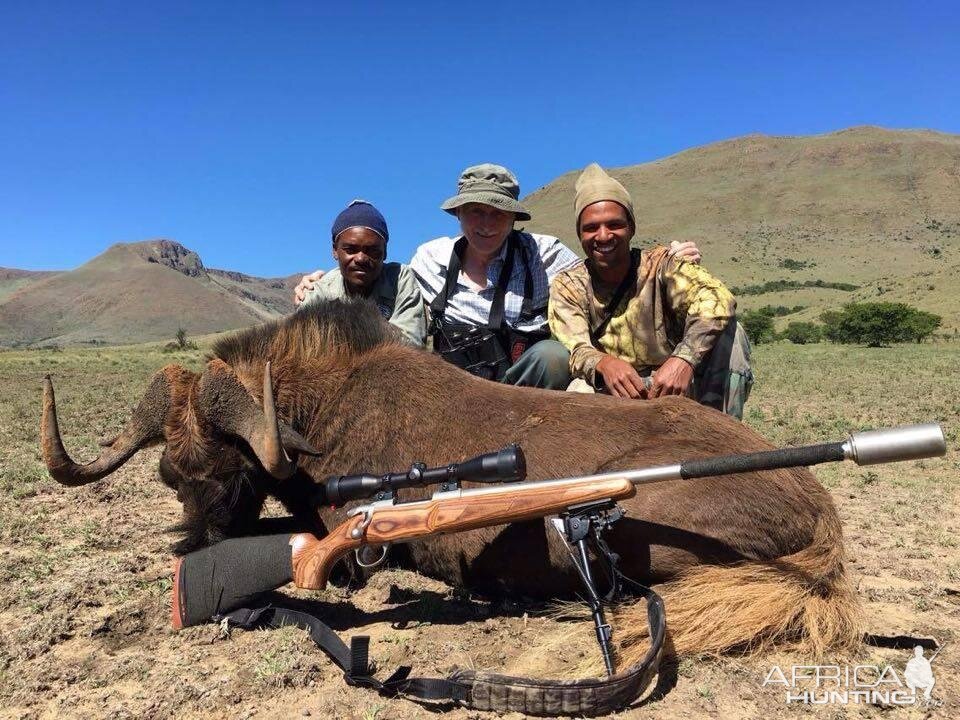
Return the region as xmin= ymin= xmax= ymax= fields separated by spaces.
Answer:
xmin=904 ymin=310 xmax=942 ymax=343
xmin=820 ymin=310 xmax=844 ymax=343
xmin=819 ymin=303 xmax=942 ymax=346
xmin=783 ymin=321 xmax=822 ymax=345
xmin=741 ymin=310 xmax=776 ymax=345
xmin=175 ymin=327 xmax=189 ymax=350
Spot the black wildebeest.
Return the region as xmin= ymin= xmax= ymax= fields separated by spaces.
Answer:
xmin=41 ymin=300 xmax=862 ymax=659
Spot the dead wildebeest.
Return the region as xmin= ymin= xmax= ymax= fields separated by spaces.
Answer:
xmin=41 ymin=299 xmax=862 ymax=660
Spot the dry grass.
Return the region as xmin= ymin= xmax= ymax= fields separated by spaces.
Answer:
xmin=0 ymin=339 xmax=958 ymax=718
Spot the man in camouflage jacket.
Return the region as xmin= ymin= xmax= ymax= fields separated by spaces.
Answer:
xmin=548 ymin=163 xmax=752 ymax=418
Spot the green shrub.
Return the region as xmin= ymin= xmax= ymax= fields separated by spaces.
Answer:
xmin=757 ymin=304 xmax=806 ymax=317
xmin=783 ymin=322 xmax=822 ymax=344
xmin=819 ymin=303 xmax=941 ymax=346
xmin=741 ymin=310 xmax=776 ymax=345
xmin=731 ymin=279 xmax=859 ymax=296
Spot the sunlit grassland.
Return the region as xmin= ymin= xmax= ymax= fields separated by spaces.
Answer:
xmin=0 ymin=339 xmax=958 ymax=716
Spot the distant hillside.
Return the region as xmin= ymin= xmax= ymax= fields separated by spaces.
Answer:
xmin=0 ymin=267 xmax=63 ymax=304
xmin=522 ymin=126 xmax=960 ymax=331
xmin=5 ymin=126 xmax=959 ymax=346
xmin=0 ymin=240 xmax=300 ymax=347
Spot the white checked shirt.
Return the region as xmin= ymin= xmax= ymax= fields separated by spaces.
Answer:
xmin=410 ymin=232 xmax=579 ymax=333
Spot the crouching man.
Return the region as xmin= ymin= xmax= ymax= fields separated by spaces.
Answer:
xmin=548 ymin=164 xmax=752 ymax=418
xmin=296 ymin=200 xmax=426 ymax=346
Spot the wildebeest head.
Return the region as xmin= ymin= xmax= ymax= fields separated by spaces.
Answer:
xmin=41 ymin=358 xmax=318 ymax=550
xmin=40 ymin=300 xmax=408 ymax=551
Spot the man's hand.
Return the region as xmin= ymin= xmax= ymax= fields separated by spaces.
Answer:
xmin=293 ymin=270 xmax=326 ymax=306
xmin=650 ymin=356 xmax=694 ymax=397
xmin=668 ymin=241 xmax=702 ymax=264
xmin=596 ymin=355 xmax=649 ymax=399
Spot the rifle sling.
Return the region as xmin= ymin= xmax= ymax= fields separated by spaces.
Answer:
xmin=215 ymin=577 xmax=665 ymax=716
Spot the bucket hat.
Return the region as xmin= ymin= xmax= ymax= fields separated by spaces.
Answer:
xmin=440 ymin=163 xmax=531 ymax=221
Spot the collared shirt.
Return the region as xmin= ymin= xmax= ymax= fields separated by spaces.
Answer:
xmin=549 ymin=246 xmax=736 ymax=387
xmin=410 ymin=232 xmax=579 ymax=333
xmin=299 ymin=262 xmax=426 ymax=346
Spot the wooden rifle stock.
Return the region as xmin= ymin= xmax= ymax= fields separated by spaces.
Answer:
xmin=291 ymin=475 xmax=636 ymax=590
xmin=174 ymin=423 xmax=944 ymax=626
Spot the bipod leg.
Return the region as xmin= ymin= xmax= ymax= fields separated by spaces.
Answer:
xmin=572 ymin=536 xmax=615 ymax=676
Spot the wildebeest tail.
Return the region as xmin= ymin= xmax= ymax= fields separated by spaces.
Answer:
xmin=613 ymin=512 xmax=863 ymax=665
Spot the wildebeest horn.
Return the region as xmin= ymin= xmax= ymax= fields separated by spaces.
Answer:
xmin=41 ymin=372 xmax=170 ymax=486
xmin=258 ymin=361 xmax=295 ymax=478
xmin=197 ymin=359 xmax=318 ymax=479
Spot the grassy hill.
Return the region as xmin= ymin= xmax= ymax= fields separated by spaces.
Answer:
xmin=0 ymin=268 xmax=63 ymax=304
xmin=0 ymin=240 xmax=300 ymax=347
xmin=522 ymin=126 xmax=960 ymax=331
xmin=4 ymin=126 xmax=958 ymax=346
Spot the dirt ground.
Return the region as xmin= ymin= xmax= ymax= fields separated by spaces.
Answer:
xmin=1 ymin=341 xmax=958 ymax=719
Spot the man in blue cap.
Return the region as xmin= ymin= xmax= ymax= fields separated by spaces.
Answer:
xmin=296 ymin=199 xmax=426 ymax=346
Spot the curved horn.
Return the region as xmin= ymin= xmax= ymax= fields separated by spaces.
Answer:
xmin=41 ymin=370 xmax=172 ymax=486
xmin=196 ymin=359 xmax=318 ymax=480
xmin=258 ymin=361 xmax=295 ymax=479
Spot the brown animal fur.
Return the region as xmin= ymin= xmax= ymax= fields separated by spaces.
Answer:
xmin=46 ymin=299 xmax=863 ymax=660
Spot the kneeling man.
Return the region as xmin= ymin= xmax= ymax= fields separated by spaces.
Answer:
xmin=297 ymin=200 xmax=426 ymax=346
xmin=548 ymin=164 xmax=752 ymax=418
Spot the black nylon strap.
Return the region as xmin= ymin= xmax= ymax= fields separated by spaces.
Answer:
xmin=487 ymin=233 xmax=518 ymax=330
xmin=590 ymin=248 xmax=640 ymax=345
xmin=515 ymin=236 xmax=541 ymax=322
xmin=217 ymin=605 xmax=472 ymax=702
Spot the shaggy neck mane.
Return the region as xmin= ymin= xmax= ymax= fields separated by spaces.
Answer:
xmin=210 ymin=299 xmax=396 ymax=368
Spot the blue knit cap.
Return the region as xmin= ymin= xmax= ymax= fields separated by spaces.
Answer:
xmin=331 ymin=199 xmax=389 ymax=244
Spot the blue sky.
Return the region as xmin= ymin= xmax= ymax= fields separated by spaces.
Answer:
xmin=2 ymin=1 xmax=958 ymax=276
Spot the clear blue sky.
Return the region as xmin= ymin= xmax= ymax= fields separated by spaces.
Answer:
xmin=2 ymin=1 xmax=958 ymax=276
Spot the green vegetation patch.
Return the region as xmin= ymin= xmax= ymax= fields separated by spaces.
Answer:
xmin=732 ymin=279 xmax=859 ymax=296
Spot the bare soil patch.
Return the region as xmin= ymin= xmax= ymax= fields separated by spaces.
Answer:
xmin=1 ymin=342 xmax=957 ymax=718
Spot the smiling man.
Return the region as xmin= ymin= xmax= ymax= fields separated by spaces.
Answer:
xmin=410 ymin=164 xmax=579 ymax=388
xmin=297 ymin=200 xmax=426 ymax=346
xmin=549 ymin=164 xmax=752 ymax=417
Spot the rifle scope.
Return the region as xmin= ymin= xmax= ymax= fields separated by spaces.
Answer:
xmin=317 ymin=444 xmax=526 ymax=507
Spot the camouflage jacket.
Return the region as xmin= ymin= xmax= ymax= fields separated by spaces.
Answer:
xmin=548 ymin=246 xmax=736 ymax=387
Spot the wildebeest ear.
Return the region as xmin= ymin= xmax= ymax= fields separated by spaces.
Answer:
xmin=280 ymin=423 xmax=320 ymax=456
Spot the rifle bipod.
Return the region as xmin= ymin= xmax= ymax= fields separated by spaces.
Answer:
xmin=552 ymin=501 xmax=626 ymax=677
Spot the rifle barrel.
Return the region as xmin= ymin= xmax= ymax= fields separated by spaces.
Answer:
xmin=386 ymin=423 xmax=946 ymax=506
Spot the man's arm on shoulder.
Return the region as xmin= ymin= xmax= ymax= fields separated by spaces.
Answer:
xmin=668 ymin=240 xmax=702 ymax=264
xmin=661 ymin=256 xmax=736 ymax=368
xmin=297 ymin=269 xmax=341 ymax=310
xmin=293 ymin=269 xmax=327 ymax=306
xmin=390 ymin=265 xmax=427 ymax=347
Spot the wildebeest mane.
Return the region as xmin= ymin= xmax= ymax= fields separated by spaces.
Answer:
xmin=210 ymin=299 xmax=395 ymax=368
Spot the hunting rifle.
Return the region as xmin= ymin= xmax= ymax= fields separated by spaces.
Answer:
xmin=171 ymin=423 xmax=946 ymax=715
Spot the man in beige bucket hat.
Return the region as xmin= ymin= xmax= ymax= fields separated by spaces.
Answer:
xmin=549 ymin=163 xmax=752 ymax=417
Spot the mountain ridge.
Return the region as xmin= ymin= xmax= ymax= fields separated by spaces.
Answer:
xmin=3 ymin=126 xmax=958 ymax=346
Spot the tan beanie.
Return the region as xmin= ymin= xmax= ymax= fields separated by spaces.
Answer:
xmin=574 ymin=163 xmax=635 ymax=232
